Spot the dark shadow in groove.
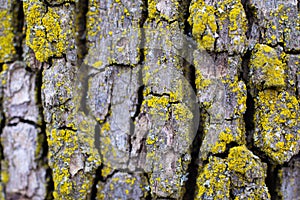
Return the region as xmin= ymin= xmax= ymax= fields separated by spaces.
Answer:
xmin=266 ymin=164 xmax=281 ymax=200
xmin=0 ymin=63 xmax=6 ymax=161
xmin=183 ymin=0 xmax=192 ymax=37
xmin=36 ymin=64 xmax=54 ymax=199
xmin=131 ymin=85 xmax=145 ymax=121
xmin=78 ymin=64 xmax=90 ymax=116
xmin=183 ymin=107 xmax=205 ymax=200
xmin=75 ymin=0 xmax=89 ymax=115
xmin=12 ymin=0 xmax=25 ymax=61
xmin=94 ymin=123 xmax=101 ymax=155
xmin=76 ymin=0 xmax=89 ymax=64
xmin=90 ymin=165 xmax=103 ymax=200
xmin=241 ymin=0 xmax=255 ymax=39
xmin=244 ymin=91 xmax=255 ymax=149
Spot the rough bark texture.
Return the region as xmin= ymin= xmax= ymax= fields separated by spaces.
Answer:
xmin=0 ymin=0 xmax=299 ymax=199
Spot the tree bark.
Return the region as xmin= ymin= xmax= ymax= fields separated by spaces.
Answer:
xmin=0 ymin=0 xmax=299 ymax=199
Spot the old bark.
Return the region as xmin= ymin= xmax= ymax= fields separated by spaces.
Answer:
xmin=0 ymin=0 xmax=299 ymax=199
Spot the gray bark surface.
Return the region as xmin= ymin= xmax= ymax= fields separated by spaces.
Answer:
xmin=0 ymin=0 xmax=299 ymax=199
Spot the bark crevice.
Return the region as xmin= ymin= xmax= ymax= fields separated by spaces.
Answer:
xmin=36 ymin=64 xmax=54 ymax=199
xmin=183 ymin=107 xmax=205 ymax=200
xmin=12 ymin=0 xmax=24 ymax=61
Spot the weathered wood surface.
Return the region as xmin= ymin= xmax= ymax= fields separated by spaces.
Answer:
xmin=0 ymin=0 xmax=299 ymax=199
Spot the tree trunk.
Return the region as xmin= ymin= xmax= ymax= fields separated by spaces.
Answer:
xmin=0 ymin=0 xmax=299 ymax=199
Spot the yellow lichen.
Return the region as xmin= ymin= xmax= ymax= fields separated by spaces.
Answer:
xmin=196 ymin=156 xmax=230 ymax=199
xmin=101 ymin=122 xmax=111 ymax=132
xmin=189 ymin=0 xmax=247 ymax=52
xmin=188 ymin=1 xmax=217 ymax=50
xmin=0 ymin=10 xmax=15 ymax=62
xmin=24 ymin=1 xmax=73 ymax=62
xmin=172 ymin=103 xmax=193 ymax=120
xmin=249 ymin=44 xmax=286 ymax=90
xmin=1 ymin=170 xmax=9 ymax=184
xmin=254 ymin=90 xmax=299 ymax=164
xmin=195 ymin=69 xmax=211 ymax=91
xmin=148 ymin=0 xmax=157 ymax=19
xmin=228 ymin=145 xmax=257 ymax=174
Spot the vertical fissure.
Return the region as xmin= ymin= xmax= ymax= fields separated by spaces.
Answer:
xmin=266 ymin=165 xmax=281 ymax=200
xmin=240 ymin=19 xmax=280 ymax=198
xmin=75 ymin=0 xmax=89 ymax=116
xmin=183 ymin=107 xmax=206 ymax=199
xmin=36 ymin=63 xmax=54 ymax=199
xmin=0 ymin=68 xmax=6 ymax=196
xmin=90 ymin=164 xmax=103 ymax=200
xmin=241 ymin=0 xmax=255 ymax=39
xmin=75 ymin=0 xmax=88 ymax=64
xmin=12 ymin=0 xmax=25 ymax=61
xmin=240 ymin=49 xmax=255 ymax=151
xmin=182 ymin=1 xmax=203 ymax=198
xmin=183 ymin=0 xmax=192 ymax=37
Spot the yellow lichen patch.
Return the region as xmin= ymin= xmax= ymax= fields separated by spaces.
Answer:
xmin=249 ymin=44 xmax=286 ymax=91
xmin=227 ymin=146 xmax=270 ymax=199
xmin=52 ymin=163 xmax=73 ymax=199
xmin=211 ymin=128 xmax=234 ymax=154
xmin=148 ymin=0 xmax=157 ymax=19
xmin=86 ymin=0 xmax=101 ymax=38
xmin=222 ymin=76 xmax=247 ymax=117
xmin=146 ymin=135 xmax=157 ymax=145
xmin=195 ymin=69 xmax=211 ymax=91
xmin=47 ymin=128 xmax=78 ymax=199
xmin=96 ymin=182 xmax=105 ymax=200
xmin=97 ymin=173 xmax=147 ymax=199
xmin=196 ymin=156 xmax=230 ymax=199
xmin=1 ymin=170 xmax=9 ymax=184
xmin=101 ymin=122 xmax=111 ymax=132
xmin=169 ymin=79 xmax=185 ymax=103
xmin=46 ymin=127 xmax=96 ymax=199
xmin=24 ymin=1 xmax=73 ymax=62
xmin=228 ymin=145 xmax=260 ymax=175
xmin=189 ymin=0 xmax=247 ymax=53
xmin=210 ymin=121 xmax=246 ymax=155
xmin=172 ymin=103 xmax=193 ymax=120
xmin=254 ymin=90 xmax=299 ymax=164
xmin=142 ymin=95 xmax=170 ymax=119
xmin=101 ymin=166 xmax=113 ymax=178
xmin=0 ymin=183 xmax=4 ymax=200
xmin=0 ymin=10 xmax=16 ymax=62
xmin=223 ymin=0 xmax=247 ymax=43
xmin=188 ymin=0 xmax=217 ymax=50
